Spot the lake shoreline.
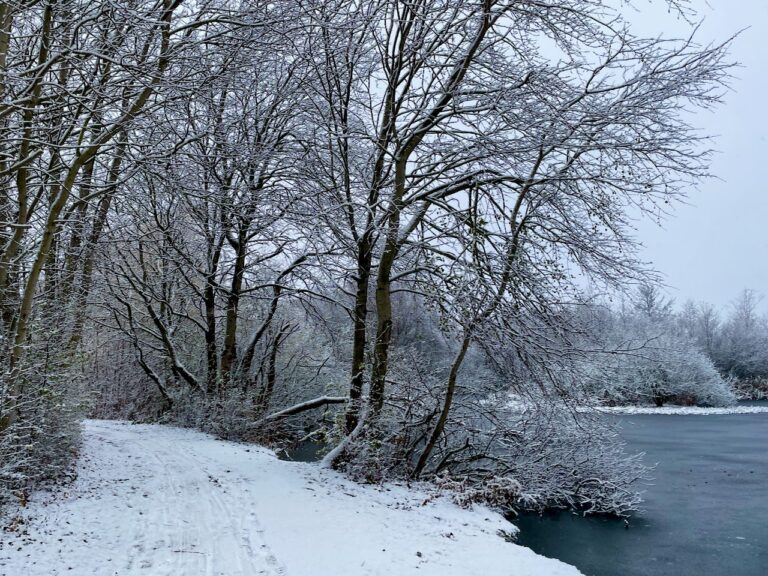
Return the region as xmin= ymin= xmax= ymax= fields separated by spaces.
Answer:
xmin=587 ymin=405 xmax=768 ymax=415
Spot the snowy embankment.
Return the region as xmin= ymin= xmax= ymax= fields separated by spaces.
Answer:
xmin=507 ymin=398 xmax=768 ymax=416
xmin=0 ymin=420 xmax=580 ymax=576
xmin=592 ymin=405 xmax=768 ymax=415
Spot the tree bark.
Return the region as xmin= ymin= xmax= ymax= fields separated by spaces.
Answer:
xmin=220 ymin=226 xmax=248 ymax=386
xmin=345 ymin=236 xmax=373 ymax=432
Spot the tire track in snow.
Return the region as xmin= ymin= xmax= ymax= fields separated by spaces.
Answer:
xmin=1 ymin=421 xmax=285 ymax=576
xmin=170 ymin=442 xmax=286 ymax=575
xmin=116 ymin=422 xmax=286 ymax=576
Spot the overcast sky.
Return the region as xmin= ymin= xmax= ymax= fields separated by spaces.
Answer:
xmin=627 ymin=0 xmax=768 ymax=310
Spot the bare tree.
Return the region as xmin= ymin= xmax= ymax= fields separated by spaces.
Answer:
xmin=0 ymin=0 xmax=736 ymax=517
xmin=302 ymin=0 xmax=731 ymax=472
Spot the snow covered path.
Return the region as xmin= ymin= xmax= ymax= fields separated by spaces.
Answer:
xmin=1 ymin=420 xmax=580 ymax=576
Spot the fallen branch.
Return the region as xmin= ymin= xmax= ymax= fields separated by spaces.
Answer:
xmin=258 ymin=396 xmax=348 ymax=424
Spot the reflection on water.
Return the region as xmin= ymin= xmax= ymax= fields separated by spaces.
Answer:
xmin=515 ymin=406 xmax=768 ymax=576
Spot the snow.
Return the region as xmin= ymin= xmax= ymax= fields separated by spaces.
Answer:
xmin=507 ymin=398 xmax=768 ymax=416
xmin=591 ymin=405 xmax=768 ymax=415
xmin=0 ymin=420 xmax=581 ymax=576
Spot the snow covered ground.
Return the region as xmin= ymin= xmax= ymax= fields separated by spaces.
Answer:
xmin=0 ymin=420 xmax=581 ymax=576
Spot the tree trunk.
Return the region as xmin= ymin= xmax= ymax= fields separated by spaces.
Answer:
xmin=256 ymin=323 xmax=291 ymax=413
xmin=345 ymin=236 xmax=372 ymax=432
xmin=204 ymin=278 xmax=218 ymax=394
xmin=220 ymin=227 xmax=247 ymax=386
xmin=67 ymin=134 xmax=128 ymax=351
xmin=368 ymin=159 xmax=408 ymax=418
xmin=369 ymin=245 xmax=395 ymax=416
xmin=412 ymin=334 xmax=471 ymax=478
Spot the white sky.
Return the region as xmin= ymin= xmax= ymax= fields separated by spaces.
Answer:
xmin=628 ymin=0 xmax=768 ymax=310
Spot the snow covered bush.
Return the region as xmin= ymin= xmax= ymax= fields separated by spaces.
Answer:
xmin=500 ymin=404 xmax=647 ymax=516
xmin=731 ymin=377 xmax=768 ymax=401
xmin=434 ymin=475 xmax=522 ymax=509
xmin=582 ymin=313 xmax=736 ymax=407
xmin=1 ymin=342 xmax=87 ymax=514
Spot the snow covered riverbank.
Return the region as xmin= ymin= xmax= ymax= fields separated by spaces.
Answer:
xmin=507 ymin=398 xmax=768 ymax=416
xmin=591 ymin=405 xmax=768 ymax=415
xmin=0 ymin=420 xmax=580 ymax=576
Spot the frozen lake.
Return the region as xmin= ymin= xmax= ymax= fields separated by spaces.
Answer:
xmin=515 ymin=404 xmax=768 ymax=576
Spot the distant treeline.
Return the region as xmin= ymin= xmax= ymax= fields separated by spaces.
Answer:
xmin=579 ymin=286 xmax=768 ymax=406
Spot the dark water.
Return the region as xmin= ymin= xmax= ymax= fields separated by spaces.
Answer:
xmin=515 ymin=406 xmax=768 ymax=576
xmin=277 ymin=439 xmax=325 ymax=462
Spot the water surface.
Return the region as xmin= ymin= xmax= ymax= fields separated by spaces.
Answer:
xmin=515 ymin=407 xmax=768 ymax=576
